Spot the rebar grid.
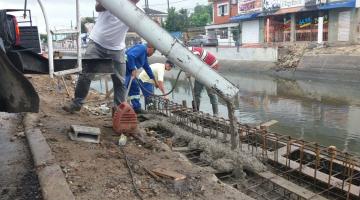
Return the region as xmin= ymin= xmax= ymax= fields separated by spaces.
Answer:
xmin=147 ymin=96 xmax=360 ymax=199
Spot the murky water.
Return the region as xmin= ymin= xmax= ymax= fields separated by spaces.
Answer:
xmin=91 ymin=71 xmax=360 ymax=155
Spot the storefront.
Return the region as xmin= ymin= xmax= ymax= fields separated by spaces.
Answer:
xmin=229 ymin=0 xmax=263 ymax=45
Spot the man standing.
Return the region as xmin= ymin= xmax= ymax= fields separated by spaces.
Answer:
xmin=63 ymin=0 xmax=138 ymax=113
xmin=188 ymin=46 xmax=219 ymax=116
xmin=138 ymin=60 xmax=174 ymax=108
xmin=125 ymin=43 xmax=158 ymax=113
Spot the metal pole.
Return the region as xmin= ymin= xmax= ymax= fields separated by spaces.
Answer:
xmin=37 ymin=0 xmax=54 ymax=78
xmin=317 ymin=16 xmax=324 ymax=44
xmin=76 ymin=0 xmax=82 ymax=73
xmin=97 ymin=0 xmax=239 ymax=101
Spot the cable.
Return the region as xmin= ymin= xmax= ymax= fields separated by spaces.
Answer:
xmin=121 ymin=147 xmax=144 ymax=200
xmin=134 ymin=69 xmax=183 ymax=97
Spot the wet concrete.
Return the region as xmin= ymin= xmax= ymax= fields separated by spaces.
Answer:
xmin=91 ymin=70 xmax=360 ymax=155
xmin=0 ymin=112 xmax=42 ymax=200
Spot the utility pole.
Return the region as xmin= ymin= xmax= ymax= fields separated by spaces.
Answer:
xmin=167 ymin=0 xmax=170 ymax=11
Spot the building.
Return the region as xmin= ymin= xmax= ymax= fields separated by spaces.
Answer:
xmin=205 ymin=0 xmax=240 ymax=46
xmin=207 ymin=0 xmax=360 ymax=46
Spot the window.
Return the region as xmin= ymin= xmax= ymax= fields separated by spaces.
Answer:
xmin=217 ymin=28 xmax=228 ymax=39
xmin=217 ymin=3 xmax=229 ymax=16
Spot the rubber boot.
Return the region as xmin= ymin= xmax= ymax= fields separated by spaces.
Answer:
xmin=192 ymin=100 xmax=200 ymax=112
xmin=212 ymin=103 xmax=218 ymax=116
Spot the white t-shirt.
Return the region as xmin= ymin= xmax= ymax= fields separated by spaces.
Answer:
xmin=89 ymin=11 xmax=129 ymax=50
xmin=139 ymin=63 xmax=165 ymax=84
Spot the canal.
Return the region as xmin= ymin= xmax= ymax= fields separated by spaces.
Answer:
xmin=91 ymin=70 xmax=360 ymax=155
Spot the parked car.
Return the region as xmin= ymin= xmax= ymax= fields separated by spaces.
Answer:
xmin=187 ymin=35 xmax=218 ymax=47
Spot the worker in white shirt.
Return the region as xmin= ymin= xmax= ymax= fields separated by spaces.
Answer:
xmin=138 ymin=60 xmax=174 ymax=109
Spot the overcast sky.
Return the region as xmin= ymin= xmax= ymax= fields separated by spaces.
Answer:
xmin=0 ymin=0 xmax=208 ymax=33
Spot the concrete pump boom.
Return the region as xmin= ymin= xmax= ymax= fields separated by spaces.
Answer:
xmin=97 ymin=0 xmax=239 ymax=101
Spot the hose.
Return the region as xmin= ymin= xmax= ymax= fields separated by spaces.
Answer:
xmin=134 ymin=69 xmax=183 ymax=97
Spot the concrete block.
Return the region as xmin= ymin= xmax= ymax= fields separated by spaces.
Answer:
xmin=69 ymin=125 xmax=101 ymax=144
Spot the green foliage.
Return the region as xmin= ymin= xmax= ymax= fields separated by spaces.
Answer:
xmin=81 ymin=17 xmax=95 ymax=33
xmin=189 ymin=5 xmax=212 ymax=27
xmin=164 ymin=7 xmax=189 ymax=32
xmin=164 ymin=5 xmax=212 ymax=31
xmin=40 ymin=34 xmax=47 ymax=43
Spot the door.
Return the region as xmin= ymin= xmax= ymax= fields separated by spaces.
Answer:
xmin=242 ymin=20 xmax=260 ymax=44
xmin=338 ymin=11 xmax=351 ymax=41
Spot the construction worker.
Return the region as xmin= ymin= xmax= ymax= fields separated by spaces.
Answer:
xmin=138 ymin=60 xmax=174 ymax=108
xmin=63 ymin=0 xmax=140 ymax=113
xmin=187 ymin=46 xmax=219 ymax=116
xmin=125 ymin=43 xmax=158 ymax=113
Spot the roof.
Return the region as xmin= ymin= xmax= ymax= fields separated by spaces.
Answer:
xmin=319 ymin=0 xmax=355 ymax=10
xmin=143 ymin=8 xmax=167 ymax=15
xmin=230 ymin=12 xmax=262 ymax=22
xmin=273 ymin=6 xmax=303 ymax=15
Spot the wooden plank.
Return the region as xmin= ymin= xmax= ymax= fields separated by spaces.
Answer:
xmin=172 ymin=147 xmax=190 ymax=152
xmin=151 ymin=168 xmax=186 ymax=181
xmin=259 ymin=171 xmax=328 ymax=200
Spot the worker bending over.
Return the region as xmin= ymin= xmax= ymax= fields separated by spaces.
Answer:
xmin=138 ymin=60 xmax=174 ymax=108
xmin=188 ymin=46 xmax=219 ymax=116
xmin=125 ymin=43 xmax=158 ymax=113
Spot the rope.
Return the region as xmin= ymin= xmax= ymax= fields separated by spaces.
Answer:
xmin=134 ymin=70 xmax=183 ymax=97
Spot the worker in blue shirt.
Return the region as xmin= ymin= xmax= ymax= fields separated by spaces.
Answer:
xmin=125 ymin=43 xmax=159 ymax=113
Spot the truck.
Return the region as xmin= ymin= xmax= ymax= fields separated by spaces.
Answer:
xmin=0 ymin=9 xmax=112 ymax=113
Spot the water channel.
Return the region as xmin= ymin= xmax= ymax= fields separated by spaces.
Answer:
xmin=91 ymin=70 xmax=360 ymax=155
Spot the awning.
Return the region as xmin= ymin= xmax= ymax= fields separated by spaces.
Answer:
xmin=230 ymin=12 xmax=261 ymax=22
xmin=319 ymin=0 xmax=355 ymax=10
xmin=272 ymin=6 xmax=303 ymax=15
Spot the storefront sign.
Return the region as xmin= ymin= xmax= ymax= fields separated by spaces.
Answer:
xmin=305 ymin=0 xmax=319 ymax=7
xmin=263 ymin=0 xmax=305 ymax=11
xmin=263 ymin=0 xmax=281 ymax=11
xmin=238 ymin=0 xmax=262 ymax=13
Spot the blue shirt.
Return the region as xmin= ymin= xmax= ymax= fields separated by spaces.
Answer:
xmin=125 ymin=44 xmax=154 ymax=79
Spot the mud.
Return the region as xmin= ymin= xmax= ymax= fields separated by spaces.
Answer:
xmin=0 ymin=113 xmax=42 ymax=200
xmin=26 ymin=75 xmax=254 ymax=200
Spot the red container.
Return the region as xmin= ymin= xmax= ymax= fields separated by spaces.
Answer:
xmin=112 ymin=102 xmax=138 ymax=135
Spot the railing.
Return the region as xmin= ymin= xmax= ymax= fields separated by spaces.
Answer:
xmin=36 ymin=0 xmax=82 ymax=78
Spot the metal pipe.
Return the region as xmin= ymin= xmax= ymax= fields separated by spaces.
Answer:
xmin=37 ymin=0 xmax=54 ymax=78
xmin=97 ymin=0 xmax=239 ymax=100
xmin=76 ymin=0 xmax=82 ymax=73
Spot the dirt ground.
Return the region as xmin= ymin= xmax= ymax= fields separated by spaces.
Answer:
xmin=28 ymin=75 xmax=251 ymax=200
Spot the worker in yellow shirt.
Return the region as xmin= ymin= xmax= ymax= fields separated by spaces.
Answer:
xmin=138 ymin=60 xmax=174 ymax=110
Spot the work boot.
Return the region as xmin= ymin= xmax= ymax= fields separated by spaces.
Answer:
xmin=212 ymin=103 xmax=218 ymax=116
xmin=62 ymin=102 xmax=81 ymax=113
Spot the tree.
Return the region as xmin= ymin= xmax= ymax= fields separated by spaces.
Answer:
xmin=40 ymin=34 xmax=48 ymax=43
xmin=164 ymin=7 xmax=189 ymax=32
xmin=81 ymin=17 xmax=95 ymax=33
xmin=189 ymin=5 xmax=212 ymax=27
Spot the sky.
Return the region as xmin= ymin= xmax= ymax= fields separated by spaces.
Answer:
xmin=0 ymin=0 xmax=209 ymax=33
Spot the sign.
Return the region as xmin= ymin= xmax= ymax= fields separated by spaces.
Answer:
xmin=263 ymin=0 xmax=304 ymax=11
xmin=305 ymin=0 xmax=319 ymax=7
xmin=238 ymin=0 xmax=262 ymax=13
xmin=263 ymin=0 xmax=281 ymax=11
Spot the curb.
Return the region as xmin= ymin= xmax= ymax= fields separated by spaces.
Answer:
xmin=23 ymin=113 xmax=75 ymax=200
